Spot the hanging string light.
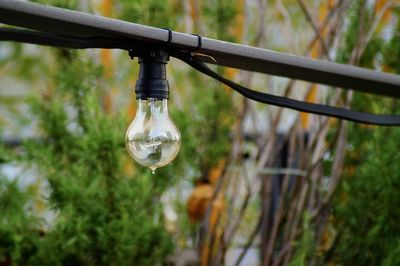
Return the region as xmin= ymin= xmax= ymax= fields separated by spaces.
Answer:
xmin=125 ymin=49 xmax=181 ymax=173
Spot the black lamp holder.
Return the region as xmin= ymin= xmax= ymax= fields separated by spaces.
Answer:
xmin=133 ymin=49 xmax=170 ymax=100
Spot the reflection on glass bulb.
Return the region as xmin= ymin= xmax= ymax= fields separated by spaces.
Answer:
xmin=125 ymin=98 xmax=181 ymax=173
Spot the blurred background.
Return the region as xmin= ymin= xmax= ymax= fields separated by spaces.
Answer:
xmin=1 ymin=0 xmax=400 ymax=265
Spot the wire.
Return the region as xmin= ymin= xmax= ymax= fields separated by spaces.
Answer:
xmin=1 ymin=28 xmax=400 ymax=126
xmin=172 ymin=50 xmax=400 ymax=126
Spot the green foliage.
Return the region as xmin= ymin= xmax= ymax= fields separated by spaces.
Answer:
xmin=184 ymin=0 xmax=236 ymax=171
xmin=289 ymin=213 xmax=315 ymax=266
xmin=0 ymin=131 xmax=41 ymax=265
xmin=383 ymin=18 xmax=400 ymax=73
xmin=1 ymin=1 xmax=240 ymax=263
xmin=0 ymin=179 xmax=42 ymax=265
xmin=117 ymin=0 xmax=183 ymax=28
xmin=0 ymin=43 xmax=48 ymax=82
xmin=331 ymin=7 xmax=400 ymax=266
xmin=189 ymin=80 xmax=233 ymax=171
xmin=333 ymin=122 xmax=400 ymax=266
xmin=359 ymin=38 xmax=384 ymax=68
xmin=1 ymin=51 xmax=173 ymax=265
xmin=203 ymin=0 xmax=237 ymax=41
xmin=335 ymin=2 xmax=362 ymax=64
xmin=31 ymin=0 xmax=78 ymax=10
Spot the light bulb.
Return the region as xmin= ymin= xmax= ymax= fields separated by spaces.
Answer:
xmin=125 ymin=49 xmax=181 ymax=173
xmin=125 ymin=98 xmax=181 ymax=173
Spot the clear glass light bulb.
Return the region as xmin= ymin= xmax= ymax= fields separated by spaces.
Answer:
xmin=125 ymin=98 xmax=181 ymax=173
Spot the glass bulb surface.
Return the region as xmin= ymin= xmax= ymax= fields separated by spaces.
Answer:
xmin=125 ymin=98 xmax=181 ymax=172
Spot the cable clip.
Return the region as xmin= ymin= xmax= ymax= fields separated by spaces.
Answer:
xmin=188 ymin=34 xmax=202 ymax=53
xmin=187 ymin=34 xmax=217 ymax=63
xmin=162 ymin=28 xmax=172 ymax=45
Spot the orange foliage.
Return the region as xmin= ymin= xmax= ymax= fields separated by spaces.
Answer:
xmin=187 ymin=160 xmax=226 ymax=222
xmin=100 ymin=0 xmax=113 ymax=114
xmin=187 ymin=182 xmax=214 ymax=222
xmin=375 ymin=0 xmax=394 ymax=23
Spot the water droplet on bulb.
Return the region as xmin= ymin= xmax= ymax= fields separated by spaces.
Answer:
xmin=150 ymin=167 xmax=157 ymax=174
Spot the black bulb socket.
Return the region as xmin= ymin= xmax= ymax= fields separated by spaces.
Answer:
xmin=135 ymin=50 xmax=169 ymax=100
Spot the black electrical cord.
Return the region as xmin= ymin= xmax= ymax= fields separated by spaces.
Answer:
xmin=172 ymin=50 xmax=400 ymax=126
xmin=1 ymin=27 xmax=400 ymax=126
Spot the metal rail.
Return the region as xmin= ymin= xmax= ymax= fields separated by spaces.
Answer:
xmin=0 ymin=0 xmax=400 ymax=98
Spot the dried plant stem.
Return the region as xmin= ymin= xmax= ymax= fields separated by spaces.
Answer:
xmin=296 ymin=0 xmax=331 ymax=59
